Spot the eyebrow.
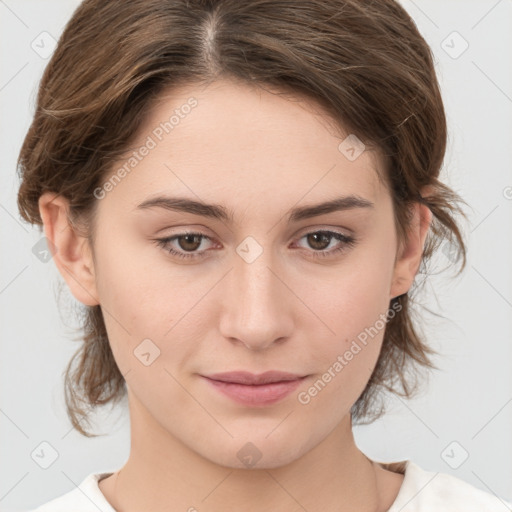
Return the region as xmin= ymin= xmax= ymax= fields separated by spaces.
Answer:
xmin=135 ymin=194 xmax=374 ymax=223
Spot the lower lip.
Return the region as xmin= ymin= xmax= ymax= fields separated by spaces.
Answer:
xmin=202 ymin=376 xmax=305 ymax=406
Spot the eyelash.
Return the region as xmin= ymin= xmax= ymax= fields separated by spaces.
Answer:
xmin=154 ymin=230 xmax=357 ymax=261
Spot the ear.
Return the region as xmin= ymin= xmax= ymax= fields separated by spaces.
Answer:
xmin=389 ymin=191 xmax=433 ymax=301
xmin=38 ymin=192 xmax=99 ymax=306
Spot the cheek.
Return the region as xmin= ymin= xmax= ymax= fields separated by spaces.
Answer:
xmin=297 ymin=275 xmax=390 ymax=415
xmin=309 ymin=254 xmax=395 ymax=344
xmin=299 ymin=246 xmax=395 ymax=391
xmin=92 ymin=237 xmax=213 ymax=375
xmin=93 ymin=223 xmax=178 ymax=324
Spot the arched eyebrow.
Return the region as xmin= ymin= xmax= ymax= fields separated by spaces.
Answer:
xmin=135 ymin=194 xmax=374 ymax=223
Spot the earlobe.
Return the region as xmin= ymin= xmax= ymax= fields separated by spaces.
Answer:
xmin=38 ymin=192 xmax=100 ymax=306
xmin=389 ymin=201 xmax=432 ymax=301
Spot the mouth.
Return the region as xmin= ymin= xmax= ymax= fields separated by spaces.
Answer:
xmin=200 ymin=371 xmax=308 ymax=406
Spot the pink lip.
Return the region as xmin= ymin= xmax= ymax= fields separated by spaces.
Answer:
xmin=201 ymin=371 xmax=307 ymax=406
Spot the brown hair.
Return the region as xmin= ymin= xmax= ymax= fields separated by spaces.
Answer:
xmin=17 ymin=0 xmax=468 ymax=437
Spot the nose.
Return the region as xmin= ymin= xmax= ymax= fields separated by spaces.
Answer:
xmin=218 ymin=247 xmax=294 ymax=351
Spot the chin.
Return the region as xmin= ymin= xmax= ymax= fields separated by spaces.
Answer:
xmin=193 ymin=430 xmax=316 ymax=470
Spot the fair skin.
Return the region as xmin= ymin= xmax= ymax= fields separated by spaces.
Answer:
xmin=39 ymin=79 xmax=431 ymax=512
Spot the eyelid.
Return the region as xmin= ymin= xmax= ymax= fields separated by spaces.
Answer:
xmin=154 ymin=226 xmax=357 ymax=261
xmin=294 ymin=224 xmax=354 ymax=238
xmin=156 ymin=224 xmax=352 ymax=245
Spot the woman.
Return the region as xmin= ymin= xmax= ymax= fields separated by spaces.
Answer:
xmin=17 ymin=0 xmax=511 ymax=510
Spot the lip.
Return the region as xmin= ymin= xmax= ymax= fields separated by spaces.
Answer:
xmin=201 ymin=371 xmax=307 ymax=406
xmin=204 ymin=371 xmax=304 ymax=385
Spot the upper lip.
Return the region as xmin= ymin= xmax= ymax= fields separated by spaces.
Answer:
xmin=202 ymin=371 xmax=305 ymax=385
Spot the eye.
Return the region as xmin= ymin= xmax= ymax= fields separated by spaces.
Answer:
xmin=154 ymin=232 xmax=214 ymax=260
xmin=295 ymin=230 xmax=357 ymax=259
xmin=154 ymin=229 xmax=357 ymax=261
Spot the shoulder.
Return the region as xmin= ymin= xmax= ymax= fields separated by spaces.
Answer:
xmin=383 ymin=460 xmax=512 ymax=512
xmin=28 ymin=472 xmax=116 ymax=512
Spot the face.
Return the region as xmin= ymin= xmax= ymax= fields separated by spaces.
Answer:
xmin=44 ymin=78 xmax=426 ymax=469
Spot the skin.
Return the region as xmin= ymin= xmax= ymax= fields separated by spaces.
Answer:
xmin=39 ymin=78 xmax=432 ymax=512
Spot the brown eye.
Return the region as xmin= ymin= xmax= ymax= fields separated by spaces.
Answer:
xmin=154 ymin=232 xmax=214 ymax=260
xmin=306 ymin=232 xmax=332 ymax=251
xmin=296 ymin=230 xmax=357 ymax=259
xmin=176 ymin=234 xmax=203 ymax=252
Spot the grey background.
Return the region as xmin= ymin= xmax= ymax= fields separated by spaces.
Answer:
xmin=1 ymin=0 xmax=511 ymax=510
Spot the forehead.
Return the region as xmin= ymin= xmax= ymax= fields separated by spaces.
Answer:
xmin=105 ymin=79 xmax=387 ymax=216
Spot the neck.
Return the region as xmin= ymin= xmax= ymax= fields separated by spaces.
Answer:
xmin=102 ymin=395 xmax=389 ymax=512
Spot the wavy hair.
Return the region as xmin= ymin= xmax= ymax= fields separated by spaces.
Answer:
xmin=17 ymin=0 xmax=468 ymax=436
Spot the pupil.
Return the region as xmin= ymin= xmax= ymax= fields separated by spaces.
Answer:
xmin=180 ymin=234 xmax=201 ymax=251
xmin=308 ymin=233 xmax=329 ymax=250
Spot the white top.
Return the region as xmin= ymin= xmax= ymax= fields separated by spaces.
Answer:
xmin=29 ymin=459 xmax=512 ymax=512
